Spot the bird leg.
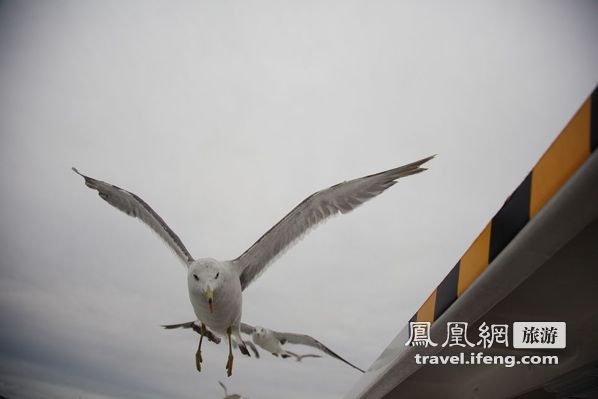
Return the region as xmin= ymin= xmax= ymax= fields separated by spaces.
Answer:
xmin=195 ymin=323 xmax=207 ymax=372
xmin=225 ymin=327 xmax=234 ymax=377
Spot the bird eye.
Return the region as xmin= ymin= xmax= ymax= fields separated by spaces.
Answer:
xmin=193 ymin=274 xmax=199 ymax=281
xmin=215 ymin=272 xmax=219 ymax=279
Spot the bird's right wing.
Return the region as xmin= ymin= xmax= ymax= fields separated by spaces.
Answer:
xmin=73 ymin=168 xmax=194 ymax=267
xmin=274 ymin=331 xmax=365 ymax=372
xmin=162 ymin=320 xmax=221 ymax=344
xmin=162 ymin=321 xmax=197 ymax=330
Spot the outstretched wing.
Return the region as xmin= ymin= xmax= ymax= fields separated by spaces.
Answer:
xmin=240 ymin=322 xmax=256 ymax=335
xmin=73 ymin=168 xmax=194 ymax=266
xmin=162 ymin=321 xmax=196 ymax=329
xmin=274 ymin=331 xmax=365 ymax=372
xmin=162 ymin=320 xmax=221 ymax=344
xmin=233 ymin=155 xmax=434 ymax=290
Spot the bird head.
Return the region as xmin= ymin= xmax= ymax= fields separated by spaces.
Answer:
xmin=188 ymin=258 xmax=222 ymax=313
xmin=253 ymin=326 xmax=267 ymax=339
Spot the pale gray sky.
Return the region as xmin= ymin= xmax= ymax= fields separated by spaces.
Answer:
xmin=0 ymin=1 xmax=597 ymax=398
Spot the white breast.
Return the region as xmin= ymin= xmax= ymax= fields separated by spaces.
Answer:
xmin=253 ymin=331 xmax=283 ymax=354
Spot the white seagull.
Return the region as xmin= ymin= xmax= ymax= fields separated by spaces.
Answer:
xmin=240 ymin=323 xmax=365 ymax=371
xmin=163 ymin=320 xmax=364 ymax=372
xmin=73 ymin=155 xmax=432 ymax=376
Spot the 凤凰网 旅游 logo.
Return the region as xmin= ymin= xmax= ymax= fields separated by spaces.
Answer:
xmin=405 ymin=321 xmax=566 ymax=349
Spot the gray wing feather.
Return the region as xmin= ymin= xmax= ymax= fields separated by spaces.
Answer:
xmin=274 ymin=331 xmax=365 ymax=372
xmin=161 ymin=321 xmax=196 ymax=329
xmin=162 ymin=321 xmax=222 ymax=344
xmin=233 ymin=155 xmax=434 ymax=290
xmin=73 ymin=168 xmax=194 ymax=266
xmin=240 ymin=322 xmax=256 ymax=335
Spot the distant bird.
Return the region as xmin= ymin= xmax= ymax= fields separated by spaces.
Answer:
xmin=163 ymin=321 xmax=365 ymax=372
xmin=73 ymin=156 xmax=432 ymax=376
xmin=219 ymin=381 xmax=245 ymax=399
xmin=241 ymin=323 xmax=364 ymax=371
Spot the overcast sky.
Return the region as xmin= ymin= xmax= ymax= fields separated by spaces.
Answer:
xmin=0 ymin=1 xmax=597 ymax=398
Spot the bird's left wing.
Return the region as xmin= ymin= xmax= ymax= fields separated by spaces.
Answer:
xmin=73 ymin=168 xmax=194 ymax=267
xmin=273 ymin=331 xmax=365 ymax=372
xmin=240 ymin=322 xmax=256 ymax=335
xmin=232 ymin=155 xmax=433 ymax=290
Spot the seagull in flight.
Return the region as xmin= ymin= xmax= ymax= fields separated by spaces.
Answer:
xmin=163 ymin=320 xmax=364 ymax=372
xmin=240 ymin=323 xmax=364 ymax=371
xmin=73 ymin=155 xmax=432 ymax=376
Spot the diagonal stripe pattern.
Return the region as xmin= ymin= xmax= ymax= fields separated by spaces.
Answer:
xmin=408 ymin=85 xmax=598 ymax=325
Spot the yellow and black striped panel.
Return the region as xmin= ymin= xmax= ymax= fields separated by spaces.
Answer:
xmin=530 ymin=97 xmax=592 ymax=217
xmin=408 ymin=86 xmax=598 ymax=325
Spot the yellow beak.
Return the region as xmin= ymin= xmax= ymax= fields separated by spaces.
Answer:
xmin=205 ymin=287 xmax=214 ymax=313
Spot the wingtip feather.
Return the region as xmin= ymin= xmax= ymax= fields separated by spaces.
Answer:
xmin=416 ymin=154 xmax=436 ymax=166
